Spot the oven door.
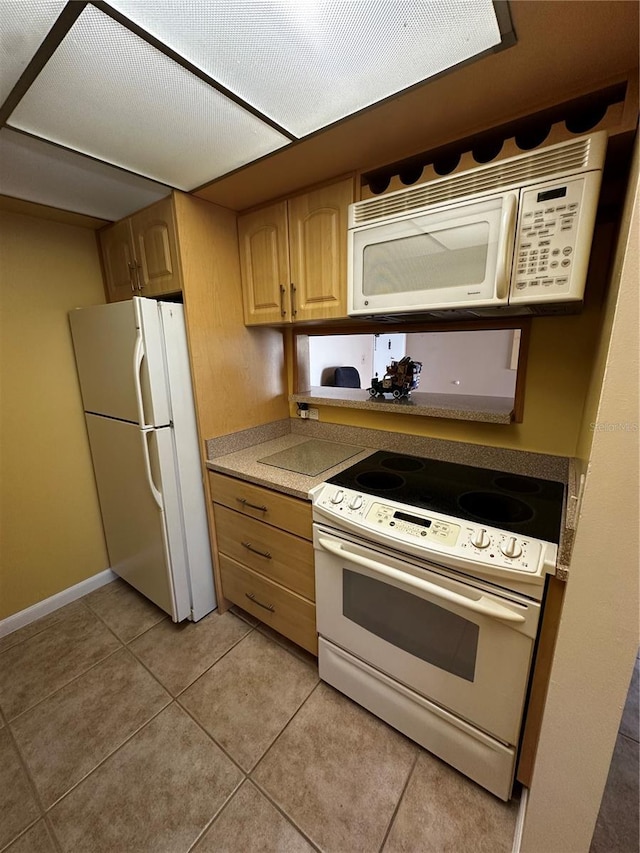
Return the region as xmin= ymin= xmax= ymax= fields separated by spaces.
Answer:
xmin=314 ymin=525 xmax=540 ymax=745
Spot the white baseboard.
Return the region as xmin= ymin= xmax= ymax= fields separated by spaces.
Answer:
xmin=0 ymin=569 xmax=117 ymax=639
xmin=512 ymin=785 xmax=529 ymax=853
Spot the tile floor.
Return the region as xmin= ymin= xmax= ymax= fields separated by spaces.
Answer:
xmin=590 ymin=650 xmax=640 ymax=853
xmin=0 ymin=579 xmax=520 ymax=853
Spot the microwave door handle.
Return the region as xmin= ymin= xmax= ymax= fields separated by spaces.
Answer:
xmin=496 ymin=193 xmax=518 ymax=300
xmin=318 ymin=537 xmax=525 ymax=624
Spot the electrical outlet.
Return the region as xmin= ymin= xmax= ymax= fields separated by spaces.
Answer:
xmin=308 ymin=408 xmax=319 ymax=420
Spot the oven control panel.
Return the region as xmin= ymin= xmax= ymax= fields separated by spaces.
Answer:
xmin=366 ymin=502 xmax=460 ymax=546
xmin=311 ymin=483 xmax=555 ymax=585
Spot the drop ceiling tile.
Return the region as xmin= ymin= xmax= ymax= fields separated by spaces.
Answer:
xmin=0 ymin=128 xmax=170 ymax=220
xmin=8 ymin=5 xmax=290 ymax=190
xmin=0 ymin=0 xmax=67 ymax=104
xmin=106 ymin=0 xmax=502 ymax=136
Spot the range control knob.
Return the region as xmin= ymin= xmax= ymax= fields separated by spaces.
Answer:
xmin=470 ymin=528 xmax=491 ymax=549
xmin=330 ymin=489 xmax=345 ymax=505
xmin=501 ymin=536 xmax=523 ymax=559
xmin=348 ymin=494 xmax=364 ymax=510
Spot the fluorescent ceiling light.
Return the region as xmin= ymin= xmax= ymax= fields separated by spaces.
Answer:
xmin=0 ymin=128 xmax=170 ymax=220
xmin=9 ymin=6 xmax=291 ymax=190
xmin=107 ymin=0 xmax=502 ymax=136
xmin=0 ymin=0 xmax=67 ymax=104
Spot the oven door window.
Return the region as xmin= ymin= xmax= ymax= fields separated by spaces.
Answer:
xmin=343 ymin=569 xmax=479 ymax=682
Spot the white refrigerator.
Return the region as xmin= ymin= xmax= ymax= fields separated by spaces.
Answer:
xmin=69 ymin=297 xmax=216 ymax=622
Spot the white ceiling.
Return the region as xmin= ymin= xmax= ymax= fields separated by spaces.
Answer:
xmin=0 ymin=0 xmax=505 ymax=220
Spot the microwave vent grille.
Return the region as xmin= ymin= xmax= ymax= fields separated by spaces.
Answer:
xmin=354 ymin=137 xmax=596 ymax=225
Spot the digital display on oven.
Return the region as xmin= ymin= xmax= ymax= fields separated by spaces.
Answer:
xmin=393 ymin=511 xmax=432 ymax=528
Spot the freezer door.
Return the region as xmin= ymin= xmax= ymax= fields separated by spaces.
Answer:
xmin=69 ymin=298 xmax=170 ymax=427
xmin=85 ymin=414 xmax=191 ymax=621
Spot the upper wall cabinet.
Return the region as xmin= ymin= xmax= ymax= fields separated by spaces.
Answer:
xmin=238 ymin=177 xmax=354 ymax=325
xmin=99 ymin=196 xmax=182 ymax=302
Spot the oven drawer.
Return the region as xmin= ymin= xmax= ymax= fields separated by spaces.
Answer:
xmin=319 ymin=637 xmax=516 ymax=801
xmin=214 ymin=504 xmax=315 ymax=600
xmin=210 ymin=472 xmax=312 ymax=540
xmin=219 ymin=554 xmax=318 ymax=655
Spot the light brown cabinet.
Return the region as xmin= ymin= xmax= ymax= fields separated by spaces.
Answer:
xmin=238 ymin=177 xmax=354 ymax=325
xmin=99 ymin=196 xmax=182 ymax=302
xmin=210 ymin=471 xmax=317 ymax=655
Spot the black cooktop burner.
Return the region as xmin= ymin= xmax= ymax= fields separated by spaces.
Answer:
xmin=327 ymin=450 xmax=565 ymax=543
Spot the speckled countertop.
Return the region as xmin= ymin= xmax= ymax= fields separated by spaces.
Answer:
xmin=290 ymin=388 xmax=514 ymax=424
xmin=206 ymin=432 xmax=375 ymax=500
xmin=206 ymin=418 xmax=576 ymax=578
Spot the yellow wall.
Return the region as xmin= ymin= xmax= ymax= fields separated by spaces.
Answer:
xmin=0 ymin=211 xmax=109 ymax=619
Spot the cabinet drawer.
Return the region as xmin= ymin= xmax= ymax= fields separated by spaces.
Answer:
xmin=214 ymin=505 xmax=315 ymax=600
xmin=209 ymin=472 xmax=312 ymax=540
xmin=220 ymin=555 xmax=317 ymax=655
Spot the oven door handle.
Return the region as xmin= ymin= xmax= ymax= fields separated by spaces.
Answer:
xmin=318 ymin=538 xmax=526 ymax=624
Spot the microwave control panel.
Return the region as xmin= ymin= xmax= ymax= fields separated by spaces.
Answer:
xmin=510 ymin=173 xmax=601 ymax=304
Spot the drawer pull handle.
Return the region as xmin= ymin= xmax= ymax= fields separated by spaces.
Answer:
xmin=237 ymin=497 xmax=268 ymax=512
xmin=245 ymin=592 xmax=275 ymax=613
xmin=242 ymin=541 xmax=272 ymax=559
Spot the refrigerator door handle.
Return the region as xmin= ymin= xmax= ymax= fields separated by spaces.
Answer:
xmin=133 ymin=332 xmax=151 ymax=429
xmin=140 ymin=430 xmax=163 ymax=509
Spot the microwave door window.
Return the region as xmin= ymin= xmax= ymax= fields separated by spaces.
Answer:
xmin=363 ymin=221 xmax=491 ymax=297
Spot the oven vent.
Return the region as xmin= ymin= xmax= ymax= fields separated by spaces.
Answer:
xmin=351 ymin=133 xmax=607 ymax=226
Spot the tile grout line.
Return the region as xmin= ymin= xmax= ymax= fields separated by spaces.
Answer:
xmin=124 ymin=618 xmax=256 ymax=701
xmin=0 ymin=712 xmax=50 ymax=850
xmin=4 ymin=644 xmax=124 ymax=726
xmin=183 ymin=778 xmax=247 ymax=853
xmin=377 ymin=749 xmax=421 ymax=853
xmin=29 ymin=698 xmax=172 ymax=815
xmin=248 ymin=679 xmax=323 ymax=780
xmin=0 ymin=599 xmax=125 ymax=723
xmin=241 ymin=777 xmax=324 ymax=853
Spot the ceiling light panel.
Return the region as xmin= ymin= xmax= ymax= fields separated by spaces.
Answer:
xmin=0 ymin=0 xmax=68 ymax=104
xmin=0 ymin=128 xmax=171 ymax=220
xmin=106 ymin=0 xmax=502 ymax=137
xmin=8 ymin=6 xmax=290 ymax=189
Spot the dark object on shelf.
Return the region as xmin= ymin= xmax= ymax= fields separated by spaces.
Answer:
xmin=334 ymin=366 xmax=361 ymax=388
xmin=368 ymin=356 xmax=422 ymax=399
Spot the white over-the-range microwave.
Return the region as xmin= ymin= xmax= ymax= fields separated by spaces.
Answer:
xmin=348 ymin=132 xmax=608 ymax=319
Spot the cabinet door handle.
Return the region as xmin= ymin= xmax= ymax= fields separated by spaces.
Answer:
xmin=290 ymin=283 xmax=297 ymax=317
xmin=242 ymin=541 xmax=272 ymax=559
xmin=279 ymin=284 xmax=287 ymax=317
xmin=128 ymin=262 xmax=137 ymax=293
xmin=245 ymin=592 xmax=275 ymax=612
xmin=237 ymin=497 xmax=268 ymax=512
xmin=135 ymin=262 xmax=144 ymax=291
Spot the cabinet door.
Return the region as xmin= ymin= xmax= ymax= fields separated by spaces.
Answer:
xmin=99 ymin=219 xmax=136 ymax=302
xmin=288 ymin=178 xmax=353 ymax=322
xmin=131 ymin=196 xmax=182 ymax=297
xmin=238 ymin=201 xmax=291 ymax=325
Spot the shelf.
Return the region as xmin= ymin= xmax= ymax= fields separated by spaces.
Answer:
xmin=290 ymin=387 xmax=514 ymax=425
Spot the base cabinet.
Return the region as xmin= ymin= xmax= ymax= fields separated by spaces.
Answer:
xmin=238 ymin=177 xmax=354 ymax=325
xmin=99 ymin=195 xmax=182 ymax=302
xmin=210 ymin=472 xmax=317 ymax=654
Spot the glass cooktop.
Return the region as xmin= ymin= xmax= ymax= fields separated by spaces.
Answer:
xmin=327 ymin=450 xmax=565 ymax=543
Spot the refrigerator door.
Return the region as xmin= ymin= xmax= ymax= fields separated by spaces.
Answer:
xmin=69 ymin=298 xmax=170 ymax=427
xmin=85 ymin=413 xmax=191 ymax=621
xmin=159 ymin=302 xmax=216 ymax=619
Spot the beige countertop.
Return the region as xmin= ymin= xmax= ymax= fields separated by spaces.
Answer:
xmin=290 ymin=387 xmax=515 ymax=424
xmin=206 ymin=433 xmax=375 ymax=500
